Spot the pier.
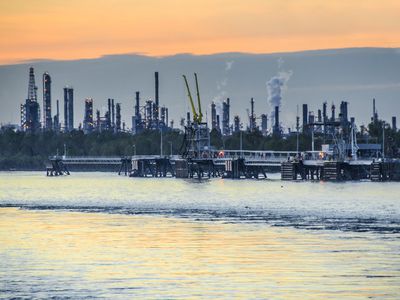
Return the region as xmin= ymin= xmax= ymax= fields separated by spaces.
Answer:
xmin=48 ymin=150 xmax=297 ymax=179
xmin=281 ymin=157 xmax=400 ymax=182
xmin=48 ymin=151 xmax=400 ymax=182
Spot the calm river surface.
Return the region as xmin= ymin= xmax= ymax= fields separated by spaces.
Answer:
xmin=1 ymin=172 xmax=399 ymax=299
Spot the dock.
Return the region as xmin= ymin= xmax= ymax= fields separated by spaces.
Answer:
xmin=47 ymin=150 xmax=400 ymax=182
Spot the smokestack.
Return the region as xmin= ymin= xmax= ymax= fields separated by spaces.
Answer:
xmin=222 ymin=98 xmax=230 ymax=135
xmin=187 ymin=112 xmax=191 ymax=126
xmin=392 ymin=116 xmax=397 ymax=131
xmin=340 ymin=101 xmax=348 ymax=123
xmin=261 ymin=114 xmax=267 ymax=136
xmin=216 ymin=115 xmax=221 ymax=132
xmin=309 ymin=112 xmax=315 ymax=124
xmin=155 ymin=71 xmax=159 ymax=122
xmin=96 ymin=110 xmax=100 ymax=130
xmin=373 ymin=98 xmax=376 ymax=122
xmin=56 ymin=99 xmax=59 ymax=119
xmin=135 ymin=92 xmax=140 ymax=117
xmin=273 ymin=106 xmax=280 ymax=136
xmin=234 ymin=115 xmax=240 ymax=133
xmin=302 ymin=104 xmax=308 ymax=131
xmin=107 ymin=98 xmax=111 ymax=130
xmin=322 ymin=102 xmax=327 ymax=122
xmin=112 ymin=99 xmax=115 ymax=128
xmin=331 ymin=104 xmax=336 ymax=121
xmin=318 ymin=109 xmax=322 ymax=123
xmin=116 ymin=103 xmax=121 ymax=132
xmin=165 ymin=108 xmax=168 ymax=127
xmin=211 ymin=102 xmax=217 ymax=130
xmin=251 ymin=98 xmax=254 ymax=120
xmin=250 ymin=98 xmax=255 ymax=131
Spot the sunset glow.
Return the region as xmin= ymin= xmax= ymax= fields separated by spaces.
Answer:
xmin=1 ymin=0 xmax=400 ymax=64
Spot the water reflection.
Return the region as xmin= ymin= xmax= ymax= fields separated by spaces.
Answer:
xmin=1 ymin=207 xmax=400 ymax=298
xmin=1 ymin=172 xmax=400 ymax=298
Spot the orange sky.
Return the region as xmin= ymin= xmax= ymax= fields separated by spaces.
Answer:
xmin=1 ymin=0 xmax=400 ymax=65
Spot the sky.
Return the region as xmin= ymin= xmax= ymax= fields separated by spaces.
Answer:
xmin=1 ymin=0 xmax=400 ymax=65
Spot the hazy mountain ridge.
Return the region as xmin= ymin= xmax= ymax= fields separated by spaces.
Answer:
xmin=1 ymin=47 xmax=399 ymax=129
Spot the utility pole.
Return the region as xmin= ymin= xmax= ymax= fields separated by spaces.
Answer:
xmin=382 ymin=121 xmax=385 ymax=159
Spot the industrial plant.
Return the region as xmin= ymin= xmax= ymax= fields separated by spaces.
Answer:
xmin=12 ymin=66 xmax=400 ymax=181
xmin=18 ymin=66 xmax=398 ymax=144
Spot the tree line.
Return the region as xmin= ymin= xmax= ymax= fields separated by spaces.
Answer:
xmin=0 ymin=120 xmax=398 ymax=170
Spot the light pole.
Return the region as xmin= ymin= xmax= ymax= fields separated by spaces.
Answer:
xmin=296 ymin=105 xmax=299 ymax=154
xmin=311 ymin=125 xmax=315 ymax=153
xmin=63 ymin=143 xmax=67 ymax=158
xmin=168 ymin=141 xmax=173 ymax=157
xmin=240 ymin=123 xmax=243 ymax=158
xmin=160 ymin=130 xmax=163 ymax=156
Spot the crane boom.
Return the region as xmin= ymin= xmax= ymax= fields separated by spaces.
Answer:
xmin=182 ymin=75 xmax=198 ymax=123
xmin=194 ymin=73 xmax=203 ymax=123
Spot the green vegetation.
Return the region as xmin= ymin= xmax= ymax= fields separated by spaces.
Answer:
xmin=0 ymin=121 xmax=399 ymax=170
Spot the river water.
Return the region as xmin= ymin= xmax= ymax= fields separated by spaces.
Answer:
xmin=0 ymin=172 xmax=399 ymax=298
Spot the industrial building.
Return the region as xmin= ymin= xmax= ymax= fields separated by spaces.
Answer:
xmin=132 ymin=72 xmax=171 ymax=134
xmin=43 ymin=72 xmax=52 ymax=130
xmin=89 ymin=97 xmax=124 ymax=133
xmin=20 ymin=67 xmax=40 ymax=133
xmin=222 ymin=98 xmax=230 ymax=135
xmin=53 ymin=100 xmax=61 ymax=132
xmin=63 ymin=86 xmax=74 ymax=132
xmin=17 ymin=67 xmax=398 ymax=142
xmin=83 ymin=98 xmax=94 ymax=133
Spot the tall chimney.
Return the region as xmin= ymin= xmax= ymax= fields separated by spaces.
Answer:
xmin=250 ymin=97 xmax=255 ymax=131
xmin=392 ymin=116 xmax=397 ymax=131
xmin=107 ymin=98 xmax=111 ymax=130
xmin=211 ymin=102 xmax=217 ymax=130
xmin=302 ymin=104 xmax=308 ymax=131
xmin=373 ymin=98 xmax=376 ymax=122
xmin=273 ymin=106 xmax=280 ymax=136
xmin=56 ymin=99 xmax=59 ymax=119
xmin=155 ymin=71 xmax=159 ymax=122
xmin=186 ymin=112 xmax=191 ymax=126
xmin=112 ymin=99 xmax=115 ymax=127
xmin=135 ymin=92 xmax=140 ymax=118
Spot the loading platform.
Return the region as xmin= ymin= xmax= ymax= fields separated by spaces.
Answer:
xmin=47 ymin=151 xmax=400 ymax=181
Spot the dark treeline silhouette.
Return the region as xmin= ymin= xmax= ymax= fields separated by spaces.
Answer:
xmin=0 ymin=120 xmax=398 ymax=170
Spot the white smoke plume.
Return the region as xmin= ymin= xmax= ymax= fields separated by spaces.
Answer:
xmin=266 ymin=70 xmax=293 ymax=108
xmin=266 ymin=59 xmax=293 ymax=128
xmin=212 ymin=61 xmax=235 ymax=118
